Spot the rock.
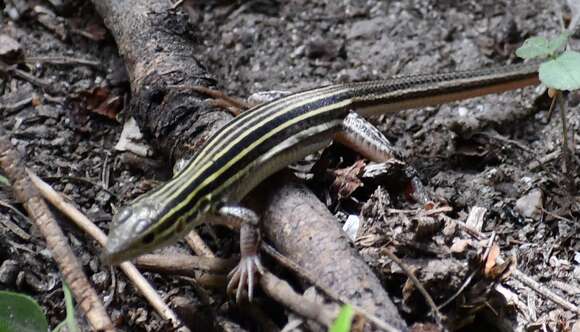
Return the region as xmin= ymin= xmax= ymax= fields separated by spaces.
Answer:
xmin=0 ymin=34 xmax=22 ymax=62
xmin=0 ymin=260 xmax=19 ymax=285
xmin=114 ymin=117 xmax=152 ymax=157
xmin=91 ymin=271 xmax=109 ymax=288
xmin=305 ymin=37 xmax=344 ymax=60
xmin=343 ymin=214 xmax=360 ymax=241
xmin=450 ymin=239 xmax=470 ymax=254
xmin=514 ymin=188 xmax=543 ymax=220
xmin=347 ymin=17 xmax=385 ymax=39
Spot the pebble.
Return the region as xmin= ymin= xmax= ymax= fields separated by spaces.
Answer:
xmin=0 ymin=34 xmax=22 ymax=61
xmin=0 ymin=260 xmax=19 ymax=285
xmin=305 ymin=37 xmax=342 ymax=60
xmin=514 ymin=188 xmax=543 ymax=220
xmin=347 ymin=17 xmax=384 ymax=39
xmin=343 ymin=214 xmax=360 ymax=241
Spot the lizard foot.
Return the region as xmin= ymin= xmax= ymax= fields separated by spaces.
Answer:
xmin=227 ymin=254 xmax=265 ymax=302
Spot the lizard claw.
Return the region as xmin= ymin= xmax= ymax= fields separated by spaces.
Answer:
xmin=227 ymin=254 xmax=265 ymax=302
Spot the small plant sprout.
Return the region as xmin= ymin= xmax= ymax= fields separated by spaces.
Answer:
xmin=516 ymin=31 xmax=578 ymax=188
xmin=53 ymin=283 xmax=80 ymax=332
xmin=516 ymin=31 xmax=580 ymax=90
xmin=330 ymin=304 xmax=355 ymax=332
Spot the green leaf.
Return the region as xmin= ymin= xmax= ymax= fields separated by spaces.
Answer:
xmin=0 ymin=174 xmax=9 ymax=186
xmin=52 ymin=321 xmax=66 ymax=332
xmin=539 ymin=51 xmax=580 ymax=90
xmin=329 ymin=304 xmax=355 ymax=332
xmin=52 ymin=283 xmax=79 ymax=332
xmin=516 ymin=36 xmax=550 ymax=59
xmin=62 ymin=283 xmax=79 ymax=332
xmin=547 ymin=31 xmax=572 ymax=54
xmin=0 ymin=291 xmax=49 ymax=332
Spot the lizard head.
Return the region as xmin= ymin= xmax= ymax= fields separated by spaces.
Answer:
xmin=102 ymin=201 xmax=175 ymax=265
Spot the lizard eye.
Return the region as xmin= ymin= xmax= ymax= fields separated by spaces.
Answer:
xmin=113 ymin=207 xmax=132 ymax=225
xmin=133 ymin=218 xmax=151 ymax=234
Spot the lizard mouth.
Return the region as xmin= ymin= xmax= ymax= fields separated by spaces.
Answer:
xmin=100 ymin=244 xmax=141 ymax=266
xmin=101 ymin=234 xmax=139 ymax=266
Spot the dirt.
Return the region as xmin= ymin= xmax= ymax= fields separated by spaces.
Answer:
xmin=0 ymin=0 xmax=579 ymax=331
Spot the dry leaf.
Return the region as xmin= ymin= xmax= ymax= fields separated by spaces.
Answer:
xmin=330 ymin=159 xmax=366 ymax=199
xmin=80 ymin=86 xmax=123 ymax=120
xmin=488 ymin=255 xmax=517 ymax=280
xmin=483 ymin=243 xmax=500 ymax=277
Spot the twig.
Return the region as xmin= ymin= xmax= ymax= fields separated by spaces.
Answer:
xmin=437 ymin=270 xmax=478 ymax=310
xmin=541 ymin=208 xmax=574 ymax=223
xmin=0 ymin=130 xmax=114 ymax=332
xmin=182 ymin=229 xmax=228 ymax=290
xmin=124 ymin=245 xmax=344 ymax=330
xmin=0 ymin=61 xmax=53 ymax=91
xmin=185 ymin=230 xmax=215 ymax=257
xmin=261 ymin=243 xmax=402 ymax=332
xmin=494 ymin=284 xmax=530 ymax=321
xmin=0 ymin=212 xmax=30 ymax=240
xmin=481 ymin=232 xmax=497 ymax=263
xmin=170 ymin=0 xmax=184 ymax=9
xmin=260 ymin=272 xmax=337 ymax=327
xmin=134 ymin=254 xmax=234 ymax=275
xmin=44 ymin=175 xmax=119 ymax=200
xmin=477 ymin=131 xmax=535 ymax=154
xmin=528 ymin=149 xmax=560 ymax=170
xmin=0 ymin=198 xmax=32 ymax=225
xmin=13 ymin=68 xmax=53 ymax=90
xmin=0 ymin=96 xmax=33 ymax=115
xmin=168 ymin=84 xmax=252 ymax=114
xmin=438 ymin=214 xmax=486 ymax=240
xmin=553 ymin=0 xmax=567 ymax=30
xmin=0 ymin=186 xmax=31 ymax=242
xmin=27 ymin=170 xmax=191 ymax=332
xmin=386 ymin=206 xmax=453 ymax=216
xmin=382 ymin=248 xmax=445 ymax=328
xmin=133 ymin=253 xmax=229 ymax=289
xmin=441 ymin=209 xmax=580 ymax=315
xmin=551 ymin=280 xmax=580 ymax=295
xmin=43 ymin=94 xmax=66 ymax=104
xmin=25 ymin=56 xmax=101 ymax=68
xmin=91 ymin=0 xmax=407 ymax=327
xmin=512 ymin=269 xmax=580 ymax=315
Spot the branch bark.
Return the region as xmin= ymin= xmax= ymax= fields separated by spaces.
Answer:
xmin=257 ymin=175 xmax=408 ymax=330
xmin=92 ymin=0 xmax=228 ymax=162
xmin=92 ymin=0 xmax=407 ymax=330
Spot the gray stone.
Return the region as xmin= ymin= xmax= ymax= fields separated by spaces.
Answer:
xmin=515 ymin=188 xmax=543 ymax=219
xmin=0 ymin=260 xmax=19 ymax=285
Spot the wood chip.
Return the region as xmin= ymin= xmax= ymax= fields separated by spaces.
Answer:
xmin=465 ymin=206 xmax=487 ymax=232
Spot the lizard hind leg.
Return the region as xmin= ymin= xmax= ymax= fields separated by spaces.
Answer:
xmin=336 ymin=112 xmax=430 ymax=204
xmin=336 ymin=112 xmax=400 ymax=163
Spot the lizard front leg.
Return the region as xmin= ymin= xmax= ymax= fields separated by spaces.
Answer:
xmin=211 ymin=204 xmax=265 ymax=302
